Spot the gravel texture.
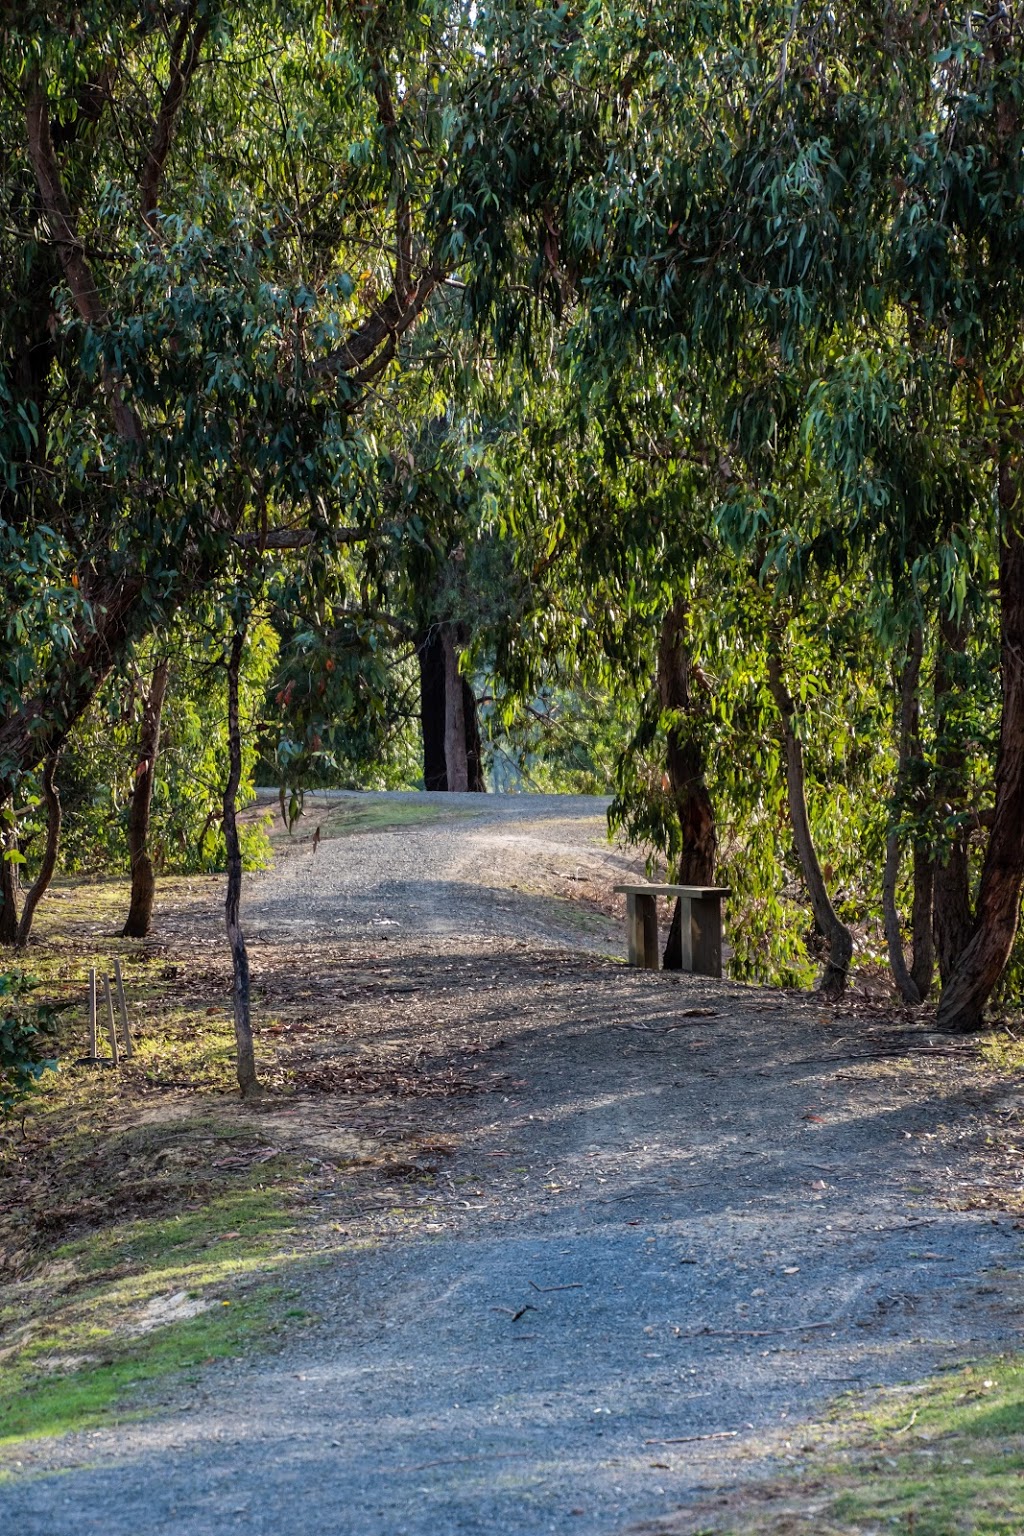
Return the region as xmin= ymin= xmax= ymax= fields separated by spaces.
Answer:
xmin=2 ymin=791 xmax=1022 ymax=1535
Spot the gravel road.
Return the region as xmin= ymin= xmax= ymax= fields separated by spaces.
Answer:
xmin=2 ymin=792 xmax=1022 ymax=1535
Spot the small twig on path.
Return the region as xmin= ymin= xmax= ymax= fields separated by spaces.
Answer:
xmin=491 ymin=1304 xmax=537 ymax=1321
xmin=392 ymin=1451 xmax=530 ymax=1473
xmin=528 ymin=1281 xmax=584 ymax=1293
xmin=679 ymin=1320 xmax=841 ymax=1338
xmin=781 ymin=1047 xmax=975 ymax=1069
xmin=643 ymin=1431 xmax=740 ymax=1445
xmin=615 ymin=1021 xmax=713 ymax=1034
xmin=591 ymin=1183 xmax=712 ymax=1202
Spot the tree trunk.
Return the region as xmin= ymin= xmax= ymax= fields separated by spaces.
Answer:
xmin=123 ymin=657 xmax=170 ymax=938
xmin=463 ymin=677 xmax=485 ymax=793
xmin=766 ymin=639 xmax=853 ymax=999
xmin=910 ymin=845 xmax=935 ymax=1000
xmin=932 ymin=610 xmax=975 ymax=986
xmin=937 ymin=461 xmax=1024 ymax=1032
xmin=224 ymin=629 xmax=259 ymax=1098
xmin=0 ymin=823 xmax=18 ymax=946
xmin=417 ymin=629 xmax=449 ymax=790
xmin=417 ymin=626 xmax=485 ymax=793
xmin=656 ymin=600 xmax=717 ymax=969
xmin=882 ymin=625 xmax=929 ymax=1003
xmin=441 ymin=626 xmax=469 ymax=792
xmin=15 ymin=752 xmax=61 ymax=948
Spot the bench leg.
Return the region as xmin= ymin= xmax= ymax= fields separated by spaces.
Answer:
xmin=626 ymin=893 xmax=660 ymax=969
xmin=678 ymin=897 xmax=693 ymax=971
xmin=629 ymin=897 xmax=660 ymax=964
xmin=689 ymin=895 xmax=723 ymax=978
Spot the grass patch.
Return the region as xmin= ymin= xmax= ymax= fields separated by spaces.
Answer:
xmin=265 ymin=793 xmax=482 ymax=845
xmin=0 ymin=1294 xmax=269 ymax=1445
xmin=0 ymin=1142 xmax=311 ymax=1449
xmin=980 ymin=1030 xmax=1024 ymax=1076
xmin=673 ymin=1357 xmax=1024 ymax=1535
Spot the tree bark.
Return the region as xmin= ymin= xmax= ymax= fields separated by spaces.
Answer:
xmin=932 ymin=610 xmax=975 ymax=987
xmin=463 ymin=676 xmax=485 ymax=793
xmin=937 ymin=460 xmax=1024 ymax=1031
xmin=123 ymin=657 xmax=171 ymax=938
xmin=417 ymin=629 xmax=449 ymax=790
xmin=15 ymin=753 xmax=61 ymax=948
xmin=882 ymin=625 xmax=929 ymax=1002
xmin=766 ymin=638 xmax=854 ymax=999
xmin=417 ymin=624 xmax=485 ymax=793
xmin=224 ymin=630 xmax=259 ymax=1097
xmin=656 ymin=600 xmax=717 ymax=968
xmin=910 ymin=844 xmax=935 ymax=1000
xmin=441 ymin=626 xmax=470 ymax=792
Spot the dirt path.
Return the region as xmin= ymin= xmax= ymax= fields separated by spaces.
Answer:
xmin=2 ymin=793 xmax=1022 ymax=1535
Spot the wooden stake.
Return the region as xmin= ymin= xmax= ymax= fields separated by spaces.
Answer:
xmin=113 ymin=958 xmax=133 ymax=1057
xmin=88 ymin=967 xmax=98 ymax=1058
xmin=103 ymin=974 xmax=120 ymax=1066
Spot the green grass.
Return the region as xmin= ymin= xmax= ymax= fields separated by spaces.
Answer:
xmin=262 ymin=792 xmax=491 ymax=841
xmin=830 ymin=1358 xmax=1024 ymax=1535
xmin=274 ymin=794 xmax=482 ymax=843
xmin=980 ymin=1030 xmax=1024 ymax=1076
xmin=681 ymin=1357 xmax=1024 ymax=1535
xmin=0 ymin=1154 xmax=310 ymax=1449
xmin=0 ymin=1295 xmax=269 ymax=1444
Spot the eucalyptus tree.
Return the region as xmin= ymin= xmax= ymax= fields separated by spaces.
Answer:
xmin=0 ymin=0 xmax=474 ymax=862
xmin=442 ymin=1 xmax=1024 ymax=1025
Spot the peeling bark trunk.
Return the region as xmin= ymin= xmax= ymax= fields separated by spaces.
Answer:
xmin=656 ymin=600 xmax=717 ymax=969
xmin=15 ymin=753 xmax=61 ymax=948
xmin=883 ymin=625 xmax=929 ymax=1002
xmin=123 ymin=657 xmax=170 ymax=938
xmin=224 ymin=630 xmax=258 ymax=1098
xmin=932 ymin=611 xmax=974 ymax=987
xmin=937 ymin=460 xmax=1024 ymax=1031
xmin=766 ymin=639 xmax=853 ymax=998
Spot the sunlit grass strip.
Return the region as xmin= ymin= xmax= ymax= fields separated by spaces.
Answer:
xmin=683 ymin=1357 xmax=1024 ymax=1535
xmin=0 ymin=1296 xmax=272 ymax=1446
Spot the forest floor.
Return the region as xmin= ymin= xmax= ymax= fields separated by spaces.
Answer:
xmin=0 ymin=791 xmax=1023 ymax=1535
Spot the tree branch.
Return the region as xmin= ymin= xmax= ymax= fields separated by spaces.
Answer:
xmin=372 ymin=62 xmax=413 ymax=303
xmin=26 ymin=82 xmax=105 ymax=326
xmin=319 ymin=265 xmax=445 ymax=377
xmin=231 ymin=525 xmax=368 ymax=550
xmin=26 ymin=77 xmax=144 ymax=445
xmin=141 ymin=2 xmax=211 ymax=224
xmin=16 ymin=752 xmax=62 ymax=948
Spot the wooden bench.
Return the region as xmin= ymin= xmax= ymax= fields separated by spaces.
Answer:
xmin=613 ymin=884 xmax=731 ymax=976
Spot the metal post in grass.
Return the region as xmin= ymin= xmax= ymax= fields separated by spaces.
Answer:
xmin=113 ymin=958 xmax=133 ymax=1057
xmin=103 ymin=974 xmax=120 ymax=1066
